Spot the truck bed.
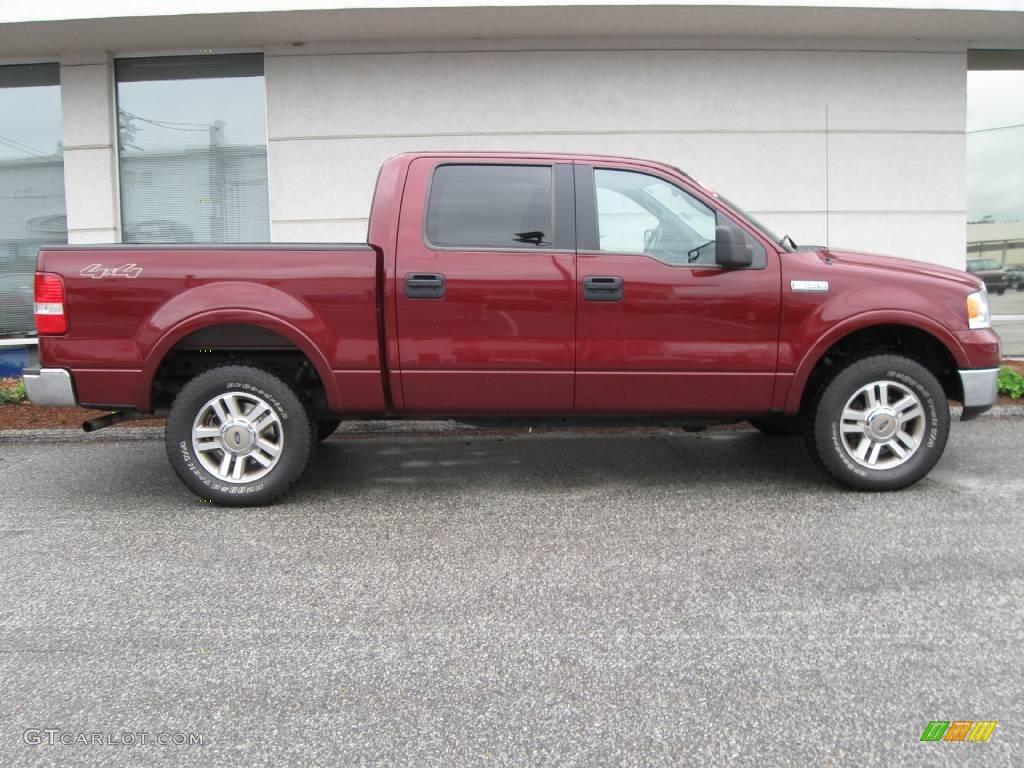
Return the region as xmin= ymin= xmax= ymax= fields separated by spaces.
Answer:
xmin=36 ymin=243 xmax=384 ymax=413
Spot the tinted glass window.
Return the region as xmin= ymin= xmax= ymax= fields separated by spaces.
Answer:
xmin=593 ymin=168 xmax=764 ymax=268
xmin=426 ymin=165 xmax=553 ymax=249
xmin=968 ymin=259 xmax=1000 ymax=271
xmin=0 ymin=63 xmax=66 ymax=337
xmin=115 ymin=54 xmax=270 ymax=244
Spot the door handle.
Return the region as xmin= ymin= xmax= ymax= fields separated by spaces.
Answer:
xmin=405 ymin=273 xmax=446 ymax=299
xmin=583 ymin=275 xmax=623 ymax=302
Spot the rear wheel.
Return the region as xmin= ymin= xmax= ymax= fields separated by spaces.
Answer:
xmin=805 ymin=354 xmax=949 ymax=491
xmin=165 ymin=365 xmax=313 ymax=506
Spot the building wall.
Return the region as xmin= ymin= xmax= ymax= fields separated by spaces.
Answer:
xmin=265 ymin=45 xmax=968 ymax=267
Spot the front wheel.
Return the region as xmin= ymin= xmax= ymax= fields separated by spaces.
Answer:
xmin=805 ymin=355 xmax=949 ymax=491
xmin=165 ymin=365 xmax=313 ymax=506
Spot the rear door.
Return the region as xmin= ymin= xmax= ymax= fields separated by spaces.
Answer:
xmin=573 ymin=162 xmax=782 ymax=414
xmin=395 ymin=158 xmax=576 ymax=413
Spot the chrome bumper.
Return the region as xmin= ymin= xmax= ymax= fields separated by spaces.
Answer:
xmin=958 ymin=367 xmax=999 ymax=421
xmin=22 ymin=367 xmax=77 ymax=407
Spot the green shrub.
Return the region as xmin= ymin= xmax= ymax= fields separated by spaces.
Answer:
xmin=998 ymin=366 xmax=1024 ymax=399
xmin=0 ymin=378 xmax=27 ymax=405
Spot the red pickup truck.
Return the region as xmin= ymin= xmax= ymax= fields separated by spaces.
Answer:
xmin=23 ymin=152 xmax=1000 ymax=504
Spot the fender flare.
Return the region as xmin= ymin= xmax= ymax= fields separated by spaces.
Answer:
xmin=784 ymin=310 xmax=969 ymax=413
xmin=141 ymin=308 xmax=342 ymax=413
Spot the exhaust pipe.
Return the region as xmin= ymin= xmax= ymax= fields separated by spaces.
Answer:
xmin=82 ymin=412 xmax=130 ymax=432
xmin=82 ymin=410 xmax=165 ymax=433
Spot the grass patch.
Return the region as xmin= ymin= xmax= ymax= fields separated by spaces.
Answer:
xmin=0 ymin=378 xmax=27 ymax=405
xmin=998 ymin=366 xmax=1024 ymax=400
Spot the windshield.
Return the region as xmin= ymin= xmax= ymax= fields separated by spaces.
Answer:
xmin=667 ymin=165 xmax=792 ymax=250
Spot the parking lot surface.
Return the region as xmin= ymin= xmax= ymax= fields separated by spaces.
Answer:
xmin=1 ymin=419 xmax=1022 ymax=766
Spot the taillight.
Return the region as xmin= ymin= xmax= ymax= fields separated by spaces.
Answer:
xmin=34 ymin=272 xmax=67 ymax=335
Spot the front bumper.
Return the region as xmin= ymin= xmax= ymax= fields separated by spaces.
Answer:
xmin=22 ymin=367 xmax=77 ymax=407
xmin=958 ymin=367 xmax=999 ymax=421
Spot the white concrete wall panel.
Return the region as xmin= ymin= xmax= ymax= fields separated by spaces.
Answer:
xmin=267 ymin=50 xmax=965 ymax=137
xmin=271 ymin=219 xmax=369 ymax=242
xmin=66 ymin=227 xmax=120 ymax=244
xmin=62 ymin=148 xmax=118 ymax=231
xmin=267 ymin=132 xmax=828 ymax=223
xmin=59 ymin=57 xmax=121 ymax=243
xmin=827 ymin=133 xmax=965 ymax=213
xmin=266 ymin=47 xmax=967 ymax=266
xmin=58 ymin=63 xmax=115 ymax=148
xmin=757 ymin=212 xmax=966 ymax=266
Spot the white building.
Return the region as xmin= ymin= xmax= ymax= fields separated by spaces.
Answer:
xmin=1 ymin=1 xmax=1023 ymax=346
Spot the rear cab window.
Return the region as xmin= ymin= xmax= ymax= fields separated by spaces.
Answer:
xmin=425 ymin=164 xmax=554 ymax=249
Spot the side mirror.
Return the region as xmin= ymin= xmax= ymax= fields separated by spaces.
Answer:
xmin=715 ymin=224 xmax=753 ymax=268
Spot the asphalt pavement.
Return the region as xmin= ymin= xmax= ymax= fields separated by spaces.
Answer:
xmin=1 ymin=419 xmax=1022 ymax=767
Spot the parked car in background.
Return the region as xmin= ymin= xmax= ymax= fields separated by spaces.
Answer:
xmin=966 ymin=258 xmax=1009 ymax=295
xmin=0 ymin=272 xmax=35 ymax=337
xmin=1005 ymin=264 xmax=1024 ymax=291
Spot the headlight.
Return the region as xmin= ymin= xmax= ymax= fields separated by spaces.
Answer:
xmin=966 ymin=289 xmax=990 ymax=330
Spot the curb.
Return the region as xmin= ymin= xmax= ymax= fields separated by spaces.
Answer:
xmin=2 ymin=406 xmax=1022 ymax=443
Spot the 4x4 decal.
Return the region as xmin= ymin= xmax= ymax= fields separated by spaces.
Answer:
xmin=80 ymin=263 xmax=143 ymax=279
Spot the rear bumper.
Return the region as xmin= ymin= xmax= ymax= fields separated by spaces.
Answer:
xmin=22 ymin=367 xmax=77 ymax=407
xmin=958 ymin=367 xmax=999 ymax=421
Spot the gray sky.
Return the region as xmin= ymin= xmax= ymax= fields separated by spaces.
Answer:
xmin=967 ymin=70 xmax=1024 ymax=223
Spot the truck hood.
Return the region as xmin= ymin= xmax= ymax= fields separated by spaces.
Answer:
xmin=805 ymin=248 xmax=982 ymax=292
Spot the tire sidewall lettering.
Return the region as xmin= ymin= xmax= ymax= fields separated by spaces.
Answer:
xmin=885 ymin=370 xmax=939 ymax=449
xmin=224 ymin=383 xmax=288 ymax=420
xmin=829 ymin=423 xmax=869 ymax=477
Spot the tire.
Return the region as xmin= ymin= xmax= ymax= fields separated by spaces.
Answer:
xmin=996 ymin=288 xmax=1006 ymax=296
xmin=316 ymin=419 xmax=342 ymax=442
xmin=165 ymin=365 xmax=313 ymax=506
xmin=804 ymin=354 xmax=949 ymax=491
xmin=749 ymin=415 xmax=803 ymax=436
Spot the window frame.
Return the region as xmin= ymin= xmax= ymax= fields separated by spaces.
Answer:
xmin=574 ymin=163 xmax=770 ymax=270
xmin=421 ymin=161 xmax=575 ymax=253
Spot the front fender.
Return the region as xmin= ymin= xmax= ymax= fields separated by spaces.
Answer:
xmin=784 ymin=309 xmax=970 ymax=413
xmin=138 ymin=283 xmax=342 ymax=412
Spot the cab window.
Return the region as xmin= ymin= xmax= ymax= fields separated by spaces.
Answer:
xmin=425 ymin=164 xmax=553 ymax=249
xmin=592 ymin=168 xmax=765 ymax=268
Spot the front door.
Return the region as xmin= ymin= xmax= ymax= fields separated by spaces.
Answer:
xmin=395 ymin=158 xmax=576 ymax=413
xmin=573 ymin=163 xmax=782 ymax=414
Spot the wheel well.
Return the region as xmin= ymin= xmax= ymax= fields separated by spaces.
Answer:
xmin=799 ymin=325 xmax=962 ymax=413
xmin=151 ymin=323 xmax=329 ymax=415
